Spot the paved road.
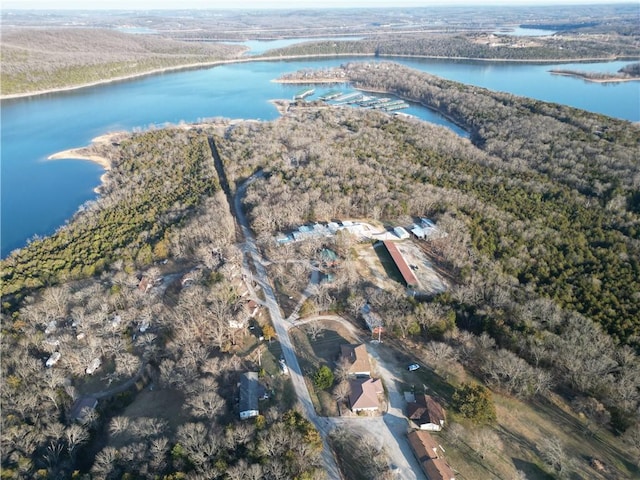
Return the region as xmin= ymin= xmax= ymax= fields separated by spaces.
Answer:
xmin=234 ymin=175 xmax=342 ymax=479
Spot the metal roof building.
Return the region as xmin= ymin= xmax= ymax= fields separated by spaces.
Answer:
xmin=382 ymin=240 xmax=419 ymax=288
xmin=239 ymin=372 xmax=259 ymax=420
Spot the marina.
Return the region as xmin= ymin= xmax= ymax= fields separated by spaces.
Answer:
xmin=3 ymin=56 xmax=636 ymax=256
xmin=318 ymin=89 xmax=410 ymax=112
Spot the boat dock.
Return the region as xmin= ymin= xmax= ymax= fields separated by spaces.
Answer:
xmin=293 ymin=88 xmax=315 ymax=101
xmin=333 ymin=92 xmax=362 ymax=102
xmin=319 ymin=90 xmax=342 ymax=100
xmin=319 ymin=89 xmax=410 ymax=113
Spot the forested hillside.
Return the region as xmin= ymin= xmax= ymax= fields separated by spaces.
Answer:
xmin=265 ymin=32 xmax=640 ymax=61
xmin=1 ymin=128 xmax=220 ymax=299
xmin=1 ymin=126 xmax=324 ymax=479
xmin=0 ymin=29 xmax=243 ymax=95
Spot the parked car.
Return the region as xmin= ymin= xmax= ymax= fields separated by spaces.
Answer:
xmin=408 ymin=363 xmax=420 ymax=371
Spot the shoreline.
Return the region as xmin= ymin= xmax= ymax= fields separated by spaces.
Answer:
xmin=47 ymin=149 xmax=112 ymax=170
xmin=47 ymin=132 xmax=126 ymax=193
xmin=549 ymin=70 xmax=640 ymax=83
xmin=3 ymin=52 xmax=638 ymax=100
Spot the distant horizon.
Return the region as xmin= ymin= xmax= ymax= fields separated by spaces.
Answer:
xmin=3 ymin=0 xmax=638 ymax=10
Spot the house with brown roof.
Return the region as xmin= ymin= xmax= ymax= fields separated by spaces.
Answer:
xmin=407 ymin=430 xmax=455 ymax=480
xmin=407 ymin=394 xmax=446 ymax=431
xmin=348 ymin=378 xmax=383 ymax=412
xmin=340 ymin=344 xmax=371 ymax=377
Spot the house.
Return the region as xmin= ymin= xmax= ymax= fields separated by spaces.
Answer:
xmin=407 ymin=430 xmax=455 ymax=480
xmin=340 ymin=344 xmax=371 ymax=377
xmin=407 ymin=395 xmax=446 ymax=431
xmin=361 ymin=303 xmax=385 ymax=335
xmin=382 ymin=240 xmax=419 ymax=289
xmin=349 ymin=378 xmax=383 ymax=412
xmin=229 ymin=300 xmax=258 ymax=329
xmin=239 ymin=372 xmax=260 ymax=420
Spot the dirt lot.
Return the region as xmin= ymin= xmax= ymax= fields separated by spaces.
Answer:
xmin=395 ymin=241 xmax=447 ymax=295
xmin=354 ymin=242 xmax=402 ymax=290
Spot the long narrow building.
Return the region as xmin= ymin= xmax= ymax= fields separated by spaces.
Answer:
xmin=382 ymin=240 xmax=419 ymax=288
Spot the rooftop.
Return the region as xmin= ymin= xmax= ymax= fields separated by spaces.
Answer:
xmin=382 ymin=240 xmax=419 ymax=288
xmin=349 ymin=377 xmax=383 ymax=411
xmin=408 ymin=395 xmax=446 ymax=427
xmin=340 ymin=344 xmax=371 ymax=376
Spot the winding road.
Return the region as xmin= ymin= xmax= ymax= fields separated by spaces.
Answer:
xmin=233 ymin=172 xmax=425 ymax=479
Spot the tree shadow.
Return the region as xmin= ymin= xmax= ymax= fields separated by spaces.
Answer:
xmin=512 ymin=458 xmax=554 ymax=480
xmin=309 ymin=329 xmax=351 ymax=368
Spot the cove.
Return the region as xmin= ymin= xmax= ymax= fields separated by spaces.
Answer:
xmin=1 ymin=56 xmax=639 ymax=257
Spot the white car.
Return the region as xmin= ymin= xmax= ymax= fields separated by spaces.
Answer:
xmin=408 ymin=363 xmax=420 ymax=371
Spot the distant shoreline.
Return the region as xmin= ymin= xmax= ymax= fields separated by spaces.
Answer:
xmin=549 ymin=70 xmax=640 ymax=83
xmin=3 ymin=52 xmax=639 ymax=100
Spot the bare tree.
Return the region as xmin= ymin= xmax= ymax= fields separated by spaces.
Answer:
xmin=306 ymin=319 xmax=324 ymax=341
xmin=539 ymin=437 xmax=572 ymax=479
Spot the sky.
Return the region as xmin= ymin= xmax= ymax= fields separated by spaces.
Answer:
xmin=3 ymin=0 xmax=637 ymax=9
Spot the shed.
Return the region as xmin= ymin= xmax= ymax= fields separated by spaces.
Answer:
xmin=46 ymin=352 xmax=61 ymax=368
xmin=411 ymin=225 xmax=426 ymax=239
xmin=320 ymin=248 xmax=339 ymax=267
xmin=361 ymin=304 xmax=384 ymax=335
xmin=239 ymin=372 xmax=260 ymax=420
xmin=86 ymin=357 xmax=101 ymax=375
xmin=393 ymin=226 xmax=410 ymax=240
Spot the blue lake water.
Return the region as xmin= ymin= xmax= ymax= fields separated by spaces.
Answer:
xmin=1 ymin=56 xmax=639 ymax=257
xmin=224 ymin=37 xmax=363 ymax=55
xmin=495 ymin=27 xmax=557 ymax=36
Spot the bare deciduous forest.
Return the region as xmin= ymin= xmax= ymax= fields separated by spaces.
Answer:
xmin=0 ymin=29 xmax=244 ymax=95
xmin=1 ymin=2 xmax=640 ymax=476
xmin=2 ymin=60 xmax=639 ymax=478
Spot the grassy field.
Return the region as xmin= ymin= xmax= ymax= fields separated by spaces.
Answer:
xmin=289 ymin=320 xmax=360 ymax=416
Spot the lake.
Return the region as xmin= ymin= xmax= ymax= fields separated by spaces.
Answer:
xmin=1 ymin=55 xmax=639 ymax=257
